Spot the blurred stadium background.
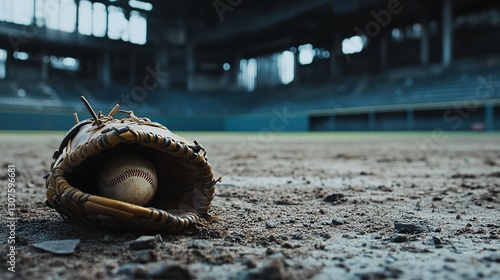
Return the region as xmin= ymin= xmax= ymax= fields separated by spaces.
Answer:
xmin=0 ymin=0 xmax=499 ymax=132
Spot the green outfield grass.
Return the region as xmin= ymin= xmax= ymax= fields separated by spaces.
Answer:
xmin=174 ymin=131 xmax=500 ymax=139
xmin=0 ymin=130 xmax=499 ymax=138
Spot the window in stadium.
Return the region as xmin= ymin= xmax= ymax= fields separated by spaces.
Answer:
xmin=43 ymin=0 xmax=60 ymax=30
xmin=13 ymin=0 xmax=34 ymax=25
xmin=78 ymin=0 xmax=92 ymax=35
xmin=279 ymin=51 xmax=294 ymax=85
xmin=34 ymin=0 xmax=42 ymax=26
xmin=0 ymin=0 xmax=148 ymax=45
xmin=0 ymin=0 xmax=33 ymax=24
xmin=0 ymin=0 xmax=12 ymax=22
xmin=342 ymin=35 xmax=366 ymax=55
xmin=457 ymin=8 xmax=500 ymax=27
xmin=0 ymin=49 xmax=6 ymax=79
xmin=321 ymin=50 xmax=331 ymax=59
xmin=391 ymin=28 xmax=404 ymax=42
xmin=238 ymin=50 xmax=296 ymax=91
xmin=108 ymin=6 xmax=128 ymax=40
xmin=238 ymin=59 xmax=257 ymax=92
xmin=129 ymin=10 xmax=147 ymax=45
xmin=13 ymin=51 xmax=30 ymax=61
xmin=29 ymin=0 xmax=76 ymax=32
xmin=129 ymin=0 xmax=153 ymax=12
xmin=399 ymin=23 xmax=423 ymax=40
xmin=50 ymin=55 xmax=80 ymax=71
xmin=298 ymin=44 xmax=314 ymax=65
xmin=59 ymin=0 xmax=77 ymax=33
xmin=92 ymin=2 xmax=107 ymax=37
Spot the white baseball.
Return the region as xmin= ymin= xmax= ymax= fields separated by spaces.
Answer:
xmin=98 ymin=154 xmax=157 ymax=206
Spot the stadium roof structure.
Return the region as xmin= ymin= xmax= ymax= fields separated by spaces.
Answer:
xmin=190 ymin=0 xmax=492 ymax=56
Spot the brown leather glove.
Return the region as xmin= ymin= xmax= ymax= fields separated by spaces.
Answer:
xmin=45 ymin=97 xmax=219 ymax=231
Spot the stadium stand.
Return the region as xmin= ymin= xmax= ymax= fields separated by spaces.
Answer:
xmin=0 ymin=0 xmax=499 ymax=131
xmin=1 ymin=55 xmax=499 ymax=118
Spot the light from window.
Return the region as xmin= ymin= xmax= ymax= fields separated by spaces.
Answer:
xmin=239 ymin=59 xmax=257 ymax=92
xmin=13 ymin=51 xmax=29 ymax=60
xmin=298 ymin=44 xmax=314 ymax=65
xmin=12 ymin=0 xmax=34 ymax=25
xmin=279 ymin=51 xmax=294 ymax=85
xmin=44 ymin=0 xmax=60 ymax=30
xmin=50 ymin=55 xmax=80 ymax=71
xmin=0 ymin=49 xmax=7 ymax=61
xmin=0 ymin=0 xmax=34 ymax=24
xmin=92 ymin=2 xmax=107 ymax=37
xmin=247 ymin=59 xmax=257 ymax=91
xmin=0 ymin=49 xmax=6 ymax=79
xmin=129 ymin=11 xmax=147 ymax=45
xmin=342 ymin=36 xmax=365 ymax=55
xmin=60 ymin=0 xmax=77 ymax=33
xmin=78 ymin=0 xmax=92 ymax=35
xmin=34 ymin=0 xmax=44 ymax=27
xmin=391 ymin=28 xmax=403 ymax=41
xmin=108 ymin=6 xmax=127 ymax=40
xmin=0 ymin=0 xmax=148 ymax=45
xmin=129 ymin=0 xmax=153 ymax=11
xmin=0 ymin=0 xmax=14 ymax=23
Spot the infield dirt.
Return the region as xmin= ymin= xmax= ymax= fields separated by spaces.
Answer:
xmin=1 ymin=133 xmax=499 ymax=279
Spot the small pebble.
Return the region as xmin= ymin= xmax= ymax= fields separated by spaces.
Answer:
xmin=432 ymin=236 xmax=443 ymax=245
xmin=266 ymin=222 xmax=276 ymax=229
xmin=102 ymin=235 xmax=113 ymax=243
xmin=391 ymin=235 xmax=407 ymax=243
xmin=187 ymin=240 xmax=212 ymax=250
xmin=148 ymin=261 xmax=192 ymax=280
xmin=332 ymin=217 xmax=347 ymax=225
xmin=241 ymin=256 xmax=257 ymax=268
xmin=130 ymin=236 xmax=157 ymax=250
xmin=133 ymin=250 xmax=158 ymax=264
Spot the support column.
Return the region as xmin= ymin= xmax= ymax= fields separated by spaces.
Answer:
xmin=231 ymin=52 xmax=241 ymax=90
xmin=186 ymin=44 xmax=195 ymax=90
xmin=407 ymin=108 xmax=415 ymax=131
xmin=420 ymin=16 xmax=430 ymax=65
xmin=102 ymin=51 xmax=111 ymax=87
xmin=380 ymin=33 xmax=388 ymax=70
xmin=75 ymin=0 xmax=79 ymax=34
xmin=0 ymin=49 xmax=7 ymax=79
xmin=442 ymin=0 xmax=453 ymax=66
xmin=129 ymin=53 xmax=136 ymax=87
xmin=328 ymin=114 xmax=336 ymax=131
xmin=294 ymin=51 xmax=301 ymax=86
xmin=41 ymin=51 xmax=49 ymax=81
xmin=368 ymin=111 xmax=376 ymax=131
xmin=330 ymin=26 xmax=342 ymax=78
xmin=155 ymin=46 xmax=169 ymax=89
xmin=485 ymin=103 xmax=494 ymax=132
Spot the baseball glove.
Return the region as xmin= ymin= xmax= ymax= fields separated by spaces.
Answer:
xmin=45 ymin=96 xmax=219 ymax=231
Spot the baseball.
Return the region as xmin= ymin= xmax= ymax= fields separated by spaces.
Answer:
xmin=98 ymin=153 xmax=157 ymax=206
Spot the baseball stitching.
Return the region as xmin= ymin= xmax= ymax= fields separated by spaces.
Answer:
xmin=99 ymin=168 xmax=156 ymax=192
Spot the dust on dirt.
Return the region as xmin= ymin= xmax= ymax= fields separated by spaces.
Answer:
xmin=1 ymin=133 xmax=499 ymax=279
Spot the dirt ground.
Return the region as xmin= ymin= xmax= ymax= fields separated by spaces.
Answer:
xmin=1 ymin=132 xmax=499 ymax=280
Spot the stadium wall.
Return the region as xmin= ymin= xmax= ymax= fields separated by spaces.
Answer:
xmin=0 ymin=111 xmax=227 ymax=132
xmin=309 ymin=104 xmax=500 ymax=132
xmin=0 ymin=111 xmax=76 ymax=131
xmin=0 ymin=110 xmax=309 ymax=132
xmin=0 ymin=105 xmax=498 ymax=132
xmin=224 ymin=114 xmax=309 ymax=132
